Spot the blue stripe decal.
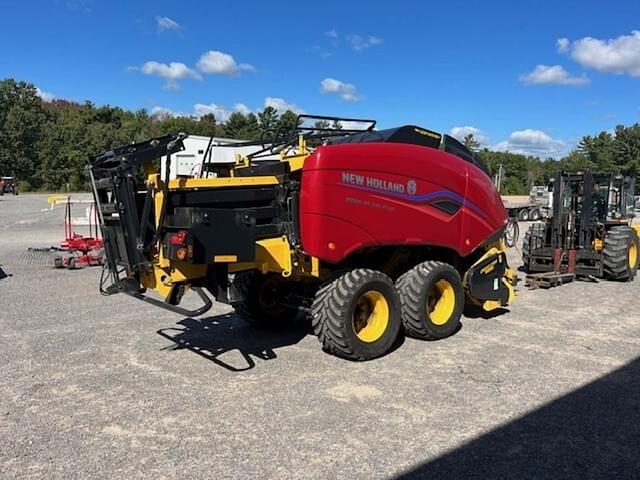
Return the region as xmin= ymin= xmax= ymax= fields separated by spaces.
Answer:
xmin=339 ymin=182 xmax=487 ymax=218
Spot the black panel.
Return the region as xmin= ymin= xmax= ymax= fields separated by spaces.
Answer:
xmin=431 ymin=200 xmax=461 ymax=215
xmin=165 ymin=207 xmax=256 ymax=263
xmin=167 ymin=186 xmax=277 ymax=209
xmin=466 ymin=252 xmax=510 ymax=305
xmin=328 ymin=125 xmax=491 ymax=178
xmin=234 ymin=161 xmax=290 ymax=177
xmin=329 ymin=125 xmax=442 ymax=148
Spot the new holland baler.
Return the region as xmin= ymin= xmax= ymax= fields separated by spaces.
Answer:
xmin=89 ymin=115 xmax=516 ymax=360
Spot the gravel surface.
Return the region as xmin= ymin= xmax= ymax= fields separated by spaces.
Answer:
xmin=1 ymin=194 xmax=639 ymax=479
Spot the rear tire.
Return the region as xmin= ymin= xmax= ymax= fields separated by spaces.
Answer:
xmin=232 ymin=271 xmax=298 ymax=327
xmin=396 ymin=261 xmax=464 ymax=340
xmin=529 ymin=208 xmax=540 ymax=221
xmin=518 ymin=209 xmax=530 ymax=221
xmin=603 ymin=226 xmax=639 ymax=281
xmin=311 ymin=269 xmax=401 ymax=361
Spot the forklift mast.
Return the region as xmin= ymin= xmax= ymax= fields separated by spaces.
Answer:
xmin=550 ymin=171 xmax=598 ymax=252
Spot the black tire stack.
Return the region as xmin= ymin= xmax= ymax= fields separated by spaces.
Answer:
xmin=522 ymin=224 xmax=545 ymax=270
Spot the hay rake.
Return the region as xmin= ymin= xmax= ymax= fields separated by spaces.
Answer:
xmin=23 ymin=195 xmax=104 ymax=269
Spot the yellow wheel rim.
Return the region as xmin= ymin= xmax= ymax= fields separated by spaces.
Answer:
xmin=428 ymin=279 xmax=456 ymax=326
xmin=353 ymin=290 xmax=389 ymax=343
xmin=630 ymin=243 xmax=638 ymax=269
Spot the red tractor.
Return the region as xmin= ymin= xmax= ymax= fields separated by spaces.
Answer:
xmin=0 ymin=176 xmax=18 ymax=195
xmin=90 ymin=116 xmax=516 ymax=360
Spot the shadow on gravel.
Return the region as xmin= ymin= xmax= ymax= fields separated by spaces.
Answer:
xmin=463 ymin=304 xmax=509 ymax=320
xmin=157 ymin=313 xmax=309 ymax=372
xmin=395 ymin=357 xmax=640 ymax=479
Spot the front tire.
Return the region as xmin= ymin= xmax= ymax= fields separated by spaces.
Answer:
xmin=603 ymin=226 xmax=639 ymax=281
xmin=396 ymin=261 xmax=464 ymax=340
xmin=311 ymin=269 xmax=401 ymax=361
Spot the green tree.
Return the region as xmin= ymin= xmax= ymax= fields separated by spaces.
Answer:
xmin=0 ymin=79 xmax=46 ymax=187
xmin=277 ymin=110 xmax=300 ymax=135
xmin=463 ymin=133 xmax=480 ymax=151
xmin=223 ymin=112 xmax=250 ymax=138
xmin=258 ymin=106 xmax=279 ymax=136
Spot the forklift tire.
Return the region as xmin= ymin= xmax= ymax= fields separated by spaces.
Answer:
xmin=396 ymin=261 xmax=463 ymax=340
xmin=311 ymin=269 xmax=401 ymax=361
xmin=232 ymin=271 xmax=298 ymax=328
xmin=603 ymin=226 xmax=639 ymax=281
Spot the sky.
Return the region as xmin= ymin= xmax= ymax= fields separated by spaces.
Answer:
xmin=1 ymin=0 xmax=639 ymax=158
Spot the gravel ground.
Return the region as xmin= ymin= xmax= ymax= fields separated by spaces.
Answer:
xmin=1 ymin=194 xmax=639 ymax=479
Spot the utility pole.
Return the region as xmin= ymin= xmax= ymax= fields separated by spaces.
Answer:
xmin=495 ymin=163 xmax=503 ymax=193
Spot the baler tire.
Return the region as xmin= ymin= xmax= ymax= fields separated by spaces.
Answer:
xmin=396 ymin=261 xmax=463 ymax=340
xmin=232 ymin=271 xmax=297 ymax=328
xmin=603 ymin=226 xmax=639 ymax=282
xmin=310 ymin=269 xmax=401 ymax=361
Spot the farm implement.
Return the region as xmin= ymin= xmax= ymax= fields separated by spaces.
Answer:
xmin=23 ymin=195 xmax=104 ymax=269
xmin=89 ymin=115 xmax=516 ymax=360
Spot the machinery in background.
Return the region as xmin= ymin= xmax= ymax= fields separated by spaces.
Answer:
xmin=0 ymin=177 xmax=18 ymax=195
xmin=23 ymin=196 xmax=104 ymax=269
xmin=523 ymin=171 xmax=639 ymax=288
xmin=502 ymin=183 xmax=553 ymax=221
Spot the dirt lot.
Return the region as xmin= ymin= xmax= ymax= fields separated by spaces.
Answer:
xmin=1 ymin=194 xmax=639 ymax=479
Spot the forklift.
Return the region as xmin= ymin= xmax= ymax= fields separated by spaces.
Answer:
xmin=523 ymin=171 xmax=639 ymax=287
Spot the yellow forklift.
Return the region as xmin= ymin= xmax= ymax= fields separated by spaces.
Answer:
xmin=523 ymin=171 xmax=639 ymax=287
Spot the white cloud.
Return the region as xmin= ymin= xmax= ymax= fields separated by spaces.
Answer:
xmin=150 ymin=106 xmax=177 ymax=119
xmin=140 ymin=61 xmax=201 ymax=90
xmin=556 ymin=37 xmax=569 ymax=53
xmin=156 ymin=16 xmax=181 ymax=32
xmin=325 ymin=30 xmax=339 ymax=39
xmin=493 ymin=129 xmax=566 ymax=157
xmin=36 ymin=87 xmax=55 ymax=102
xmin=559 ymin=30 xmax=640 ymax=76
xmin=449 ymin=126 xmax=489 ymax=145
xmin=347 ymin=34 xmax=383 ymax=52
xmin=233 ymin=103 xmax=252 ymax=115
xmin=152 ymin=102 xmax=260 ymax=122
xmin=193 ymin=103 xmax=233 ymax=121
xmin=520 ymin=64 xmax=589 ymax=86
xmin=264 ymin=97 xmax=304 ymax=114
xmin=196 ymin=50 xmax=255 ymax=76
xmin=320 ymin=78 xmax=361 ymax=101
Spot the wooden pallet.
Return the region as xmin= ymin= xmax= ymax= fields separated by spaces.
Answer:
xmin=525 ymin=272 xmax=576 ymax=289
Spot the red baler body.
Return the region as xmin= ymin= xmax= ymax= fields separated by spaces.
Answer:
xmin=300 ymin=142 xmax=507 ymax=263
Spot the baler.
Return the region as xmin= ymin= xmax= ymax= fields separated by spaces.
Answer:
xmin=89 ymin=115 xmax=516 ymax=360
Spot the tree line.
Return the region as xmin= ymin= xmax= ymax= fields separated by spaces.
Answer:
xmin=1 ymin=78 xmax=639 ymax=194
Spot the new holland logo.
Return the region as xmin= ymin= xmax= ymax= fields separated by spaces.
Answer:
xmin=341 ymin=172 xmax=417 ymax=196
